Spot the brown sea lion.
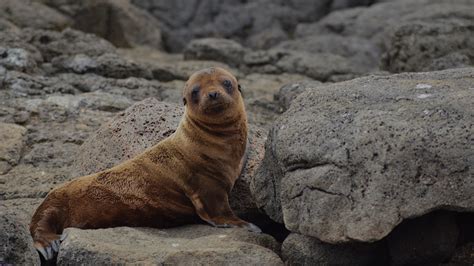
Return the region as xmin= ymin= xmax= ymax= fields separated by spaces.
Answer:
xmin=29 ymin=67 xmax=260 ymax=261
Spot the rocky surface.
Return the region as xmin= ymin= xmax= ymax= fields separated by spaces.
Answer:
xmin=131 ymin=0 xmax=391 ymax=52
xmin=58 ymin=225 xmax=283 ymax=265
xmin=1 ymin=0 xmax=474 ymax=264
xmin=382 ymin=21 xmax=474 ymax=72
xmin=254 ymin=68 xmax=474 ymax=243
xmin=38 ymin=0 xmax=163 ymax=49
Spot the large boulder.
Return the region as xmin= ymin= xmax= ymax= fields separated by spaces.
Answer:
xmin=253 ymin=68 xmax=474 ymax=243
xmin=39 ymin=0 xmax=163 ymax=49
xmin=131 ymin=0 xmax=377 ymax=52
xmin=58 ymin=225 xmax=282 ymax=265
xmin=51 ymin=53 xmax=152 ymax=79
xmin=274 ymin=81 xmax=322 ymax=112
xmin=244 ymin=49 xmax=358 ymax=82
xmin=184 ymin=38 xmax=247 ymax=67
xmin=276 ymin=35 xmax=380 ymax=73
xmin=20 ymin=28 xmax=116 ymax=63
xmin=0 ymin=0 xmax=71 ymax=30
xmin=73 ymin=98 xmax=266 ymax=217
xmin=292 ymin=0 xmax=474 ymax=74
xmin=382 ymin=21 xmax=474 ymax=72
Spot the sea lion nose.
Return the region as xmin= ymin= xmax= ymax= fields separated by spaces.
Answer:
xmin=208 ymin=91 xmax=219 ymax=99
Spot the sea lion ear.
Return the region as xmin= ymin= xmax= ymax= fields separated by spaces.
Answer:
xmin=182 ymin=97 xmax=187 ymax=106
xmin=238 ymin=84 xmax=242 ymax=92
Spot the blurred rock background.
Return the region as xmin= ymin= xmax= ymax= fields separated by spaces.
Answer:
xmin=0 ymin=0 xmax=473 ymax=265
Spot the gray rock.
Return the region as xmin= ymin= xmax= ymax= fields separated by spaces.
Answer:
xmin=0 ymin=0 xmax=71 ymax=30
xmin=131 ymin=0 xmax=377 ymax=52
xmin=0 ymin=18 xmax=19 ymax=32
xmin=276 ymin=35 xmax=380 ymax=73
xmin=0 ymin=164 xmax=72 ymax=200
xmin=42 ymin=0 xmax=163 ymax=49
xmin=72 ymin=98 xmax=183 ymax=176
xmin=293 ymin=0 xmax=474 ymax=74
xmin=0 ymin=31 xmax=44 ymax=66
xmin=274 ymin=50 xmax=357 ymax=82
xmin=254 ymin=68 xmax=474 ymax=243
xmin=244 ymin=49 xmax=358 ymax=82
xmin=52 ymin=53 xmax=152 ymax=79
xmin=184 ymin=38 xmax=247 ymax=67
xmin=382 ymin=21 xmax=474 ymax=72
xmin=0 ymin=47 xmax=38 ymax=73
xmin=0 ymin=198 xmax=42 ymax=265
xmin=45 ymin=92 xmax=133 ymax=113
xmin=231 ymin=126 xmax=266 ymax=216
xmin=275 ymin=81 xmax=322 ymax=112
xmin=0 ymin=123 xmax=27 ymax=174
xmin=295 ymin=0 xmax=474 ymax=42
xmin=388 ymin=211 xmax=459 ymax=266
xmin=237 ymin=73 xmax=314 ymax=127
xmin=282 ymin=233 xmax=386 ymax=266
xmin=22 ymin=28 xmax=116 ymax=62
xmin=58 ymin=225 xmax=282 ymax=265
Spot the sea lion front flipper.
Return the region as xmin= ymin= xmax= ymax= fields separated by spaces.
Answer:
xmin=187 ymin=191 xmax=261 ymax=233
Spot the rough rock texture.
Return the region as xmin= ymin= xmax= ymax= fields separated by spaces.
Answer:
xmin=0 ymin=123 xmax=27 ymax=174
xmin=276 ymin=35 xmax=380 ymax=73
xmin=73 ymin=98 xmax=266 ymax=216
xmin=387 ymin=211 xmax=459 ymax=266
xmin=39 ymin=0 xmax=163 ymax=49
xmin=0 ymin=198 xmax=42 ymax=265
xmin=275 ymin=81 xmax=322 ymax=112
xmin=131 ymin=0 xmax=382 ymax=52
xmin=184 ymin=38 xmax=247 ymax=67
xmin=20 ymin=28 xmax=116 ymax=63
xmin=253 ymin=68 xmax=474 ymax=243
xmin=52 ymin=53 xmax=152 ymax=79
xmin=282 ymin=233 xmax=387 ymax=265
xmin=293 ymin=0 xmax=474 ymax=73
xmin=72 ymin=98 xmax=183 ymax=175
xmin=242 ymin=49 xmax=358 ymax=82
xmin=0 ymin=0 xmax=71 ymax=30
xmin=382 ymin=21 xmax=474 ymax=72
xmin=58 ymin=225 xmax=282 ymax=265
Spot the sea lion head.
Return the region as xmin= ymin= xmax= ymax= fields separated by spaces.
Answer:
xmin=183 ymin=67 xmax=244 ymax=124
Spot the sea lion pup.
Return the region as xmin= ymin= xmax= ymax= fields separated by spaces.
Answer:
xmin=30 ymin=67 xmax=260 ymax=261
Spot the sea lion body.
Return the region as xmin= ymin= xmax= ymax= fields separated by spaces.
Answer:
xmin=30 ymin=67 xmax=258 ymax=261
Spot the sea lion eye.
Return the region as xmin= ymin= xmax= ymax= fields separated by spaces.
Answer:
xmin=222 ymin=80 xmax=233 ymax=93
xmin=191 ymin=86 xmax=200 ymax=102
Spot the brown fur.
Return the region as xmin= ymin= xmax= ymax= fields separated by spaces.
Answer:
xmin=29 ymin=67 xmax=259 ymax=260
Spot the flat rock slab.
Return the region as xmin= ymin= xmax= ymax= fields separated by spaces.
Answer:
xmin=58 ymin=225 xmax=283 ymax=265
xmin=254 ymin=67 xmax=474 ymax=243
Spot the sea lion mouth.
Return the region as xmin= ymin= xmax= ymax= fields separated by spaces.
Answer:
xmin=204 ymin=103 xmax=228 ymax=114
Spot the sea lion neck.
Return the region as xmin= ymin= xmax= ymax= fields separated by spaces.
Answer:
xmin=182 ymin=112 xmax=246 ymax=138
